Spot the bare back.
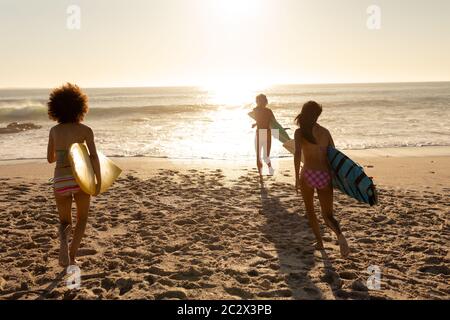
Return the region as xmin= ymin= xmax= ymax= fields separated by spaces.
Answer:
xmin=52 ymin=123 xmax=90 ymax=150
xmin=253 ymin=106 xmax=275 ymax=130
xmin=295 ymin=124 xmax=334 ymax=172
xmin=48 ymin=123 xmax=98 ymax=175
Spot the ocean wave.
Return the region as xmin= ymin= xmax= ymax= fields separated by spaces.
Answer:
xmin=0 ymin=104 xmax=216 ymax=122
xmin=0 ymin=100 xmax=418 ymax=122
xmin=0 ymin=105 xmax=48 ymax=121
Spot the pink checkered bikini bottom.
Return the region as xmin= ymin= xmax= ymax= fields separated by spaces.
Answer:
xmin=301 ymin=169 xmax=331 ymax=190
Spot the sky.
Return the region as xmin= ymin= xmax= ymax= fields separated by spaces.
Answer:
xmin=0 ymin=0 xmax=449 ymax=88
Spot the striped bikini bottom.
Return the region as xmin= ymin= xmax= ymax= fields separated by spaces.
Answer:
xmin=53 ymin=175 xmax=81 ymax=196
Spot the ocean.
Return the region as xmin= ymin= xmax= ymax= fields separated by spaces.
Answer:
xmin=0 ymin=82 xmax=449 ymax=161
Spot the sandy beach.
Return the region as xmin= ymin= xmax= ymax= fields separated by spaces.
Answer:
xmin=0 ymin=146 xmax=448 ymax=300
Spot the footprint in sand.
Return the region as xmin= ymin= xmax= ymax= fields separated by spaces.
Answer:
xmin=174 ymin=218 xmax=197 ymax=226
xmin=76 ymin=248 xmax=98 ymax=257
xmin=206 ymin=244 xmax=224 ymax=251
xmin=257 ymin=289 xmax=292 ymax=298
xmin=418 ymin=265 xmax=450 ymax=276
xmin=115 ymin=278 xmax=134 ymax=295
xmin=101 ymin=278 xmax=115 ymax=291
xmin=423 ymin=256 xmax=445 ymax=264
xmin=350 ymin=279 xmax=369 ymax=292
xmin=339 ymin=271 xmax=358 ymax=280
xmin=155 ymin=289 xmax=187 ymax=300
xmin=224 ymin=287 xmax=254 ymax=299
xmin=170 ymin=267 xmax=210 ymax=282
xmin=320 ymin=269 xmax=342 ymax=290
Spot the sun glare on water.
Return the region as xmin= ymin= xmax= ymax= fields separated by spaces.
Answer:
xmin=168 ymin=79 xmax=270 ymax=160
xmin=204 ymin=79 xmax=269 ymax=106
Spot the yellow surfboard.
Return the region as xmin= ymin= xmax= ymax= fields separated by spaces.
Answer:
xmin=68 ymin=143 xmax=122 ymax=195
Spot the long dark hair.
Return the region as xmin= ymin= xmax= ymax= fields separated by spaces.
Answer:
xmin=295 ymin=101 xmax=322 ymax=144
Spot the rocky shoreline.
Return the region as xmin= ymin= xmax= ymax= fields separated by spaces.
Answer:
xmin=0 ymin=122 xmax=42 ymax=134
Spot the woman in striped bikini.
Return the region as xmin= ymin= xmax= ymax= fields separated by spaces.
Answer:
xmin=294 ymin=101 xmax=350 ymax=258
xmin=47 ymin=83 xmax=101 ymax=267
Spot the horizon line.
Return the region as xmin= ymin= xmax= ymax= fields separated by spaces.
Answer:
xmin=1 ymin=80 xmax=449 ymax=90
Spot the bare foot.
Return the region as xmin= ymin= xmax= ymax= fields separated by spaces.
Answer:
xmin=58 ymin=224 xmax=71 ymax=267
xmin=338 ymin=234 xmax=350 ymax=258
xmin=257 ymin=162 xmax=263 ymax=176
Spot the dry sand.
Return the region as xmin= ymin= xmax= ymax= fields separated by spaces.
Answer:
xmin=0 ymin=147 xmax=448 ymax=300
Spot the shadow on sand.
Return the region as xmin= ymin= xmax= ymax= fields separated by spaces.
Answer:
xmin=257 ymin=178 xmax=379 ymax=300
xmin=36 ymin=270 xmax=66 ymax=299
xmin=257 ymin=179 xmax=326 ymax=299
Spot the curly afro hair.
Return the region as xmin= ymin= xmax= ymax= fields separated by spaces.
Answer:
xmin=48 ymin=83 xmax=88 ymax=123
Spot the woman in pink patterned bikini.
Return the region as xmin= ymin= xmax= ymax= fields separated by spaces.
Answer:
xmin=294 ymin=101 xmax=350 ymax=258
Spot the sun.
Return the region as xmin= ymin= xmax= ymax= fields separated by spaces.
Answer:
xmin=210 ymin=0 xmax=261 ymax=21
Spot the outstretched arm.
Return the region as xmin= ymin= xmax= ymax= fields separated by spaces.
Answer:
xmin=294 ymin=129 xmax=302 ymax=193
xmin=47 ymin=128 xmax=56 ymax=163
xmin=86 ymin=127 xmax=101 ymax=195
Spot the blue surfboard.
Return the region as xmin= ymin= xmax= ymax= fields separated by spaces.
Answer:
xmin=327 ymin=147 xmax=378 ymax=206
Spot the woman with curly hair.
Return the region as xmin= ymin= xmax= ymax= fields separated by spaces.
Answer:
xmin=47 ymin=83 xmax=101 ymax=267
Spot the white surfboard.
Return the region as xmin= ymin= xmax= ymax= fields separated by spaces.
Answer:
xmin=68 ymin=143 xmax=122 ymax=195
